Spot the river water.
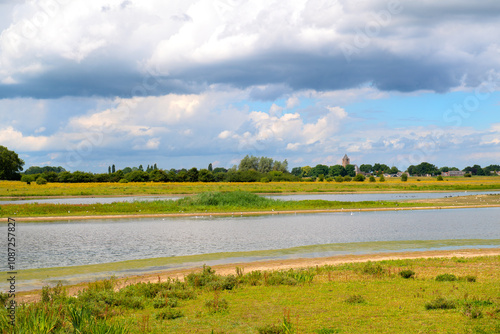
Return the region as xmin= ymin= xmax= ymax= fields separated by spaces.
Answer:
xmin=8 ymin=207 xmax=500 ymax=271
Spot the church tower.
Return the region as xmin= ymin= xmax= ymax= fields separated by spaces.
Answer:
xmin=342 ymin=154 xmax=350 ymax=168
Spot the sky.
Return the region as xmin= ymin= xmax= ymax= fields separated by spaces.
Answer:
xmin=0 ymin=0 xmax=499 ymax=173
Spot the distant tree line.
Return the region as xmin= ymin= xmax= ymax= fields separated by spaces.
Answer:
xmin=291 ymin=163 xmax=400 ymax=179
xmin=19 ymin=156 xmax=299 ymax=184
xmin=2 ymin=144 xmax=499 ymax=183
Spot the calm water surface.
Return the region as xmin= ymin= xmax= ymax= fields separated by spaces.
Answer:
xmin=1 ymin=191 xmax=498 ymax=205
xmin=0 ymin=195 xmax=181 ymax=205
xmin=8 ymin=207 xmax=500 ymax=270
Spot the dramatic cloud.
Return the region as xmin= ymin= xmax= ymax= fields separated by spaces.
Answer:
xmin=1 ymin=0 xmax=499 ymax=98
xmin=0 ymin=0 xmax=499 ymax=171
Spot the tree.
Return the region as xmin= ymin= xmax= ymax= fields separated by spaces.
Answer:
xmin=213 ymin=167 xmax=227 ymax=174
xmin=401 ymin=173 xmax=408 ymax=182
xmin=108 ymin=166 xmax=111 ymax=174
xmin=208 ymin=163 xmax=213 ymax=172
xmin=239 ymin=155 xmax=259 ymax=171
xmin=345 ymin=164 xmax=356 ymax=177
xmin=373 ymin=163 xmax=390 ymax=174
xmin=311 ymin=164 xmax=329 ymax=177
xmin=291 ymin=167 xmax=302 ymax=177
xmin=198 ymin=169 xmax=214 ymax=182
xmin=149 ymin=169 xmax=168 ymax=182
xmin=21 ymin=175 xmax=35 ymax=184
xmin=125 ymin=170 xmax=149 ymax=182
xmin=484 ymin=164 xmax=500 ymax=175
xmin=186 ymin=167 xmax=199 ymax=182
xmin=24 ymin=166 xmax=65 ymax=174
xmin=408 ymin=162 xmax=439 ymax=176
xmin=359 ymin=164 xmax=373 ymax=173
xmin=112 ymin=164 xmax=116 ymax=173
xmin=389 ymin=166 xmax=400 ymax=174
xmin=301 ymin=166 xmax=312 ymax=177
xmin=0 ymin=146 xmax=25 ymax=180
xmin=329 ymin=165 xmax=345 ymax=177
xmin=258 ymin=157 xmax=274 ymax=173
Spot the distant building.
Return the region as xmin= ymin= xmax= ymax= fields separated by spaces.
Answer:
xmin=342 ymin=154 xmax=350 ymax=168
xmin=442 ymin=171 xmax=465 ymax=177
xmin=342 ymin=154 xmax=363 ymax=175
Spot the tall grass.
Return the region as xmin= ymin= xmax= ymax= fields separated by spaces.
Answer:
xmin=2 ymin=256 xmax=499 ymax=333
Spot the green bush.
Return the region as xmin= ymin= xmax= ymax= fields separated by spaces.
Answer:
xmin=425 ymin=297 xmax=456 ymax=310
xmin=362 ymin=261 xmax=385 ymax=275
xmin=153 ymin=296 xmax=179 ymax=309
xmin=334 ymin=176 xmax=343 ymax=183
xmin=21 ymin=175 xmax=35 ymax=184
xmin=155 ymin=308 xmax=184 ymax=320
xmin=435 ymin=274 xmax=458 ymax=282
xmin=401 ymin=173 xmax=408 ymax=182
xmin=369 ymin=176 xmax=376 ymax=182
xmin=36 ymin=177 xmax=48 ymax=185
xmin=379 ymin=175 xmax=385 ymax=182
xmin=345 ymin=294 xmax=365 ymax=304
xmin=119 ymin=178 xmax=129 ymax=183
xmin=260 ymin=177 xmax=270 ymax=183
xmin=241 ymin=270 xmax=263 ymax=286
xmin=464 ymin=173 xmax=472 ymax=177
xmin=353 ymin=174 xmax=365 ymax=182
xmin=343 ymin=175 xmax=352 ymax=182
xmin=437 ymin=175 xmax=444 ymax=181
xmin=399 ymin=269 xmax=416 ymax=279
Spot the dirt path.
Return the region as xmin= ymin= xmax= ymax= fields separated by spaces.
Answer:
xmin=17 ymin=248 xmax=500 ymax=303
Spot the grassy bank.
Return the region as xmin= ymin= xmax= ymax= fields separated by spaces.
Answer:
xmin=2 ymin=256 xmax=499 ymax=333
xmin=2 ymin=191 xmax=500 ymax=219
xmin=1 ymin=176 xmax=500 ymax=198
xmin=0 ymin=191 xmax=443 ymax=218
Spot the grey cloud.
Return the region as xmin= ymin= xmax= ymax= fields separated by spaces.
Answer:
xmin=1 ymin=0 xmax=499 ymax=99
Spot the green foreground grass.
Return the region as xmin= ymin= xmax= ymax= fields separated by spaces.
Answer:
xmin=2 ymin=191 xmax=500 ymax=219
xmin=2 ymin=256 xmax=499 ymax=333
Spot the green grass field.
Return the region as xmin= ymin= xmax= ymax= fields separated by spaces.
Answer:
xmin=2 ymin=256 xmax=499 ymax=333
xmin=1 ymin=176 xmax=499 ymax=198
